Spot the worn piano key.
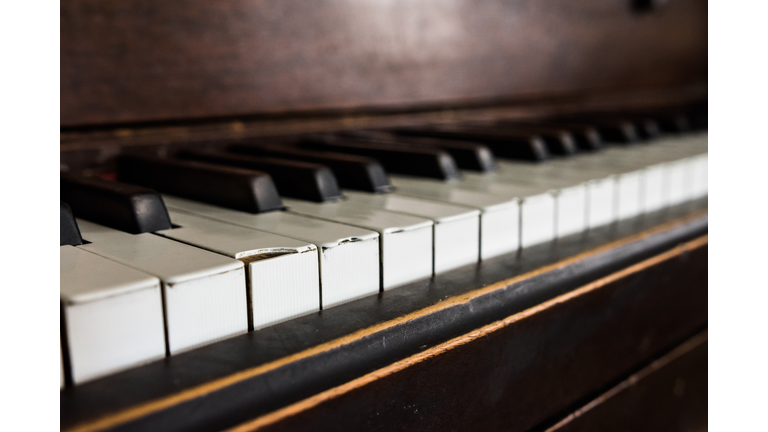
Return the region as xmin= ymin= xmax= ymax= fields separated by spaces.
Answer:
xmin=61 ymin=245 xmax=165 ymax=384
xmin=60 ymin=201 xmax=83 ymax=246
xmin=61 ymin=174 xmax=173 ymax=234
xmin=154 ymin=210 xmax=321 ymax=330
xmin=338 ymin=130 xmax=498 ymax=172
xmin=229 ymin=144 xmax=393 ymax=193
xmin=162 ymin=195 xmax=381 ymax=308
xmin=300 ymin=135 xmax=460 ymax=180
xmin=179 ymin=150 xmax=343 ymax=203
xmin=392 ymin=125 xmax=550 ymax=162
xmin=343 ymin=191 xmax=480 ymax=273
xmin=283 ymin=198 xmax=433 ymax=290
xmin=76 ymin=219 xmax=248 ymax=354
xmin=118 ymin=155 xmax=283 ymax=214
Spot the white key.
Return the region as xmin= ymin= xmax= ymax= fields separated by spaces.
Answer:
xmin=77 ymin=219 xmax=247 ymax=354
xmin=462 ymin=171 xmax=586 ymax=239
xmin=554 ymin=185 xmax=588 ymax=237
xmin=690 ymin=153 xmax=708 ymax=199
xmin=387 ymin=176 xmax=520 ymax=258
xmin=162 ymin=195 xmax=380 ymax=309
xmin=448 ymin=174 xmax=557 ymax=248
xmin=494 ymin=164 xmax=601 ymax=231
xmin=664 ymin=159 xmax=691 ymax=206
xmin=155 ymin=211 xmax=320 ymax=330
xmin=615 ymin=170 xmax=643 ymax=220
xmin=597 ymin=134 xmax=708 ymax=208
xmin=585 ymin=176 xmax=616 ymax=229
xmin=343 ymin=191 xmax=480 ymax=274
xmin=283 ymin=198 xmax=433 ymax=290
xmin=643 ymin=164 xmax=667 ymax=213
xmin=60 ymin=245 xmax=165 ymax=384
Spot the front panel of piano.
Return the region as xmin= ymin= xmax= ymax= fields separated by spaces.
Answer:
xmin=60 ymin=1 xmax=707 ymax=431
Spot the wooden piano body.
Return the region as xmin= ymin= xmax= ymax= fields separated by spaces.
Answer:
xmin=60 ymin=1 xmax=708 ymax=431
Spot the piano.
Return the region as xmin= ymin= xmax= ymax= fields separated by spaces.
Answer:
xmin=60 ymin=1 xmax=708 ymax=431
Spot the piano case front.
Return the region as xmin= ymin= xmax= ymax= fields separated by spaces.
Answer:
xmin=60 ymin=0 xmax=707 ymax=431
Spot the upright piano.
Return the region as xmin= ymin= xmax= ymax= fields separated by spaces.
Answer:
xmin=60 ymin=1 xmax=708 ymax=431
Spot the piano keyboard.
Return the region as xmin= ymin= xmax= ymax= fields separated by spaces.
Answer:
xmin=60 ymin=110 xmax=708 ymax=387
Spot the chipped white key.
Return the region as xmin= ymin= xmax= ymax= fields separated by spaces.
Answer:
xmin=162 ymin=195 xmax=380 ymax=309
xmin=77 ymin=219 xmax=247 ymax=354
xmin=387 ymin=176 xmax=520 ymax=257
xmin=60 ymin=245 xmax=165 ymax=384
xmin=343 ymin=191 xmax=480 ymax=273
xmin=155 ymin=211 xmax=320 ymax=330
xmin=283 ymin=198 xmax=433 ymax=290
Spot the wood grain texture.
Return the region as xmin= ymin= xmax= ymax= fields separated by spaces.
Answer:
xmin=228 ymin=237 xmax=707 ymax=432
xmin=61 ymin=0 xmax=707 ymax=127
xmin=545 ymin=330 xmax=707 ymax=432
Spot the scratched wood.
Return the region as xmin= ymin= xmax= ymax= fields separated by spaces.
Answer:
xmin=61 ymin=0 xmax=707 ymax=127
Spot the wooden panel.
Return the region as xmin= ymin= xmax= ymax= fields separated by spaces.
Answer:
xmin=546 ymin=331 xmax=707 ymax=432
xmin=229 ymin=237 xmax=707 ymax=432
xmin=61 ymin=0 xmax=707 ymax=127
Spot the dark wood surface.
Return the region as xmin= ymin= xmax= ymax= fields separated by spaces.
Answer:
xmin=545 ymin=330 xmax=707 ymax=432
xmin=61 ymin=201 xmax=707 ymax=432
xmin=60 ymin=86 xmax=707 ymax=175
xmin=228 ymin=236 xmax=707 ymax=432
xmin=61 ymin=0 xmax=707 ymax=128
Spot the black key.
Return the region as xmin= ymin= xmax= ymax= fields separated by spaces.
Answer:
xmin=118 ymin=155 xmax=283 ymax=214
xmin=645 ymin=111 xmax=692 ymax=133
xmin=299 ymin=134 xmax=461 ymax=180
xmin=581 ymin=115 xmax=661 ymax=141
xmin=552 ymin=118 xmax=639 ymax=144
xmin=391 ymin=125 xmax=550 ymax=162
xmin=686 ymin=103 xmax=708 ymax=130
xmin=466 ymin=124 xmax=579 ymax=156
xmin=61 ymin=174 xmax=173 ymax=234
xmin=627 ymin=116 xmax=662 ymax=140
xmin=229 ymin=144 xmax=393 ymax=194
xmin=337 ymin=130 xmax=497 ymax=172
xmin=60 ymin=201 xmax=83 ymax=246
xmin=179 ymin=150 xmax=343 ymax=203
xmin=494 ymin=121 xmax=604 ymax=151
